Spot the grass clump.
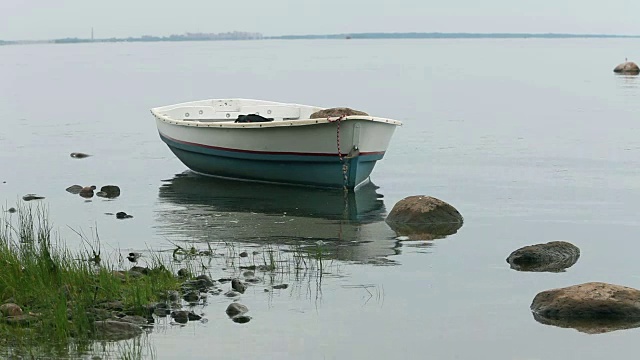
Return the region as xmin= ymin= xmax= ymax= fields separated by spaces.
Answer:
xmin=0 ymin=203 xmax=181 ymax=357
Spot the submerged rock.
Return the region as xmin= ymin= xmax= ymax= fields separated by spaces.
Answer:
xmin=70 ymin=152 xmax=91 ymax=159
xmin=79 ymin=186 xmax=97 ymax=198
xmin=531 ymin=282 xmax=640 ymax=328
xmin=239 ymin=251 xmax=248 ymax=258
xmin=22 ymin=194 xmax=45 ymax=201
xmin=614 ymin=61 xmax=640 ymax=74
xmin=7 ymin=208 xmax=16 ymax=214
xmin=117 ymin=315 xmax=148 ymax=326
xmin=309 ymin=107 xmax=369 ymax=119
xmin=93 ymin=320 xmax=143 ymax=341
xmin=385 ymin=196 xmax=463 ymax=240
xmin=507 ymin=241 xmax=580 ymax=272
xmin=272 ymin=284 xmax=289 ymax=290
xmin=98 ymin=185 xmax=121 ymax=198
xmin=195 ymin=274 xmax=216 ymax=288
xmin=226 ymin=303 xmax=249 ymax=317
xmin=183 ymin=291 xmax=200 ymax=303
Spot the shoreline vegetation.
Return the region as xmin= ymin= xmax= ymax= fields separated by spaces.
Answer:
xmin=2 ymin=31 xmax=640 ymax=46
xmin=0 ymin=201 xmax=336 ymax=359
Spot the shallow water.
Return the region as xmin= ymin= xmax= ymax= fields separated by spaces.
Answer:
xmin=2 ymin=38 xmax=640 ymax=359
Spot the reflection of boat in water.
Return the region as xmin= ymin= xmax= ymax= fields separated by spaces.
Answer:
xmin=155 ymin=172 xmax=399 ymax=262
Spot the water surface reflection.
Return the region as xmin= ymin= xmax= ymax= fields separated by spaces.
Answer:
xmin=155 ymin=172 xmax=400 ymax=263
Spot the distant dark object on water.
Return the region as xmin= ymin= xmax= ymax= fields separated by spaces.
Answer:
xmin=7 ymin=207 xmax=16 ymax=213
xmin=613 ymin=60 xmax=640 ymax=75
xmin=22 ymin=194 xmax=45 ymax=201
xmin=116 ymin=212 xmax=133 ymax=219
xmin=70 ymin=152 xmax=91 ymax=159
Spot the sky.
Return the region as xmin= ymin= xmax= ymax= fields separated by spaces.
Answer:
xmin=2 ymin=0 xmax=640 ymax=41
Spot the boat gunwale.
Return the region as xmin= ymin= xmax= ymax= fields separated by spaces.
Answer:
xmin=150 ymin=99 xmax=403 ymax=128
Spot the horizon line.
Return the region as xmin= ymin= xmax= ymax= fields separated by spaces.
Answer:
xmin=3 ymin=31 xmax=640 ymax=44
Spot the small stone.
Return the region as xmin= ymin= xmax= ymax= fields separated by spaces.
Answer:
xmin=195 ymin=274 xmax=215 ymax=288
xmin=188 ymin=312 xmax=202 ymax=321
xmin=225 ymin=291 xmax=240 ymax=298
xmin=129 ymin=266 xmax=149 ymax=275
xmin=7 ymin=208 xmax=16 ymax=213
xmin=167 ymin=290 xmax=180 ymax=302
xmin=385 ymin=195 xmax=463 ymax=240
xmin=22 ymin=194 xmax=45 ymax=201
xmin=272 ymin=284 xmax=289 ymax=290
xmin=231 ymin=279 xmax=247 ymax=293
xmin=171 ymin=310 xmax=189 ymax=324
xmin=98 ymin=185 xmax=121 ymax=198
xmin=239 ymin=251 xmax=248 ymax=258
xmin=264 ymin=289 xmax=269 ymax=292
xmin=0 ymin=303 xmax=23 ymax=317
xmin=507 ymin=241 xmax=580 ymax=272
xmin=225 ymin=303 xmax=249 ymax=317
xmin=177 ymin=268 xmax=191 ymax=278
xmin=66 ymin=185 xmax=83 ymax=194
xmin=218 ymin=278 xmax=232 ymax=283
xmin=232 ymin=315 xmax=252 ymax=324
xmin=116 ymin=212 xmax=133 ymax=219
xmin=183 ymin=291 xmax=200 ymax=303
xmin=245 ymin=278 xmax=261 ymax=284
xmin=243 ymin=271 xmax=255 ymax=278
xmin=70 ymin=152 xmax=91 ymax=159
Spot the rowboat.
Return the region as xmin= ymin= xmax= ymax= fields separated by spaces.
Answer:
xmin=150 ymin=98 xmax=402 ymax=189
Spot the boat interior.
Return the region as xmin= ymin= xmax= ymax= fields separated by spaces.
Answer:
xmin=153 ymin=99 xmax=323 ymax=122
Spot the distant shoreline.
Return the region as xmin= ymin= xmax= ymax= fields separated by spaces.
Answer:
xmin=2 ymin=32 xmax=640 ymax=46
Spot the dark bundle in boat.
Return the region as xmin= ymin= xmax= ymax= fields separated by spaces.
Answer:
xmin=309 ymin=107 xmax=369 ymax=119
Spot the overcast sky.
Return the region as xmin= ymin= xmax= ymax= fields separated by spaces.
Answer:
xmin=2 ymin=0 xmax=640 ymax=41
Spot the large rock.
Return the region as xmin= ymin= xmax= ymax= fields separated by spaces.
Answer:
xmin=309 ymin=107 xmax=369 ymax=119
xmin=385 ymin=196 xmax=463 ymax=239
xmin=506 ymin=241 xmax=580 ymax=272
xmin=93 ymin=320 xmax=143 ymax=341
xmin=531 ymin=282 xmax=640 ymax=329
xmin=613 ymin=61 xmax=640 ymax=74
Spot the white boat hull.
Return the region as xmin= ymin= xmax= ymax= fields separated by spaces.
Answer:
xmin=151 ymin=99 xmax=402 ymax=189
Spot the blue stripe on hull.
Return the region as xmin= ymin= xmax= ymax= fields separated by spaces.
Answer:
xmin=160 ymin=133 xmax=383 ymax=189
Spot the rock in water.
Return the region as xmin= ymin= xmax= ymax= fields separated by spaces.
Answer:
xmin=613 ymin=61 xmax=640 ymax=74
xmin=506 ymin=241 xmax=580 ymax=272
xmin=70 ymin=152 xmax=91 ymax=159
xmin=22 ymin=194 xmax=45 ymax=201
xmin=385 ymin=196 xmax=463 ymax=239
xmin=116 ymin=211 xmax=133 ymax=219
xmin=225 ymin=303 xmax=249 ymax=317
xmin=79 ymin=186 xmax=97 ymax=198
xmin=66 ymin=185 xmax=83 ymax=194
xmin=98 ymin=185 xmax=121 ymax=198
xmin=232 ymin=279 xmax=247 ymax=293
xmin=309 ymin=107 xmax=369 ymax=119
xmin=531 ymin=282 xmax=640 ymax=334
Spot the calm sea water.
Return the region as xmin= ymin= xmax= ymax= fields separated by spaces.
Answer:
xmin=2 ymin=38 xmax=640 ymax=359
